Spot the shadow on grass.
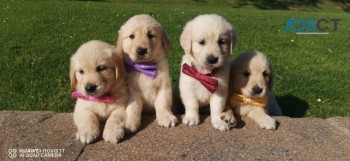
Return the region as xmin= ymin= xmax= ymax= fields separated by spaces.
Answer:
xmin=174 ymin=88 xmax=309 ymax=118
xmin=77 ymin=0 xmax=109 ymax=2
xmin=232 ymin=0 xmax=350 ymax=12
xmin=172 ymin=86 xmax=185 ymax=115
xmin=333 ymin=0 xmax=350 ymax=12
xmin=234 ymin=0 xmax=319 ymax=10
xmin=277 ymin=94 xmax=309 ymax=118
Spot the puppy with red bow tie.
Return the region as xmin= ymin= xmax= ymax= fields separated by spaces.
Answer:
xmin=179 ymin=14 xmax=237 ymax=131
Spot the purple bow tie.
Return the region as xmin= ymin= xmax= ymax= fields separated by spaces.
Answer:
xmin=124 ymin=57 xmax=157 ymax=79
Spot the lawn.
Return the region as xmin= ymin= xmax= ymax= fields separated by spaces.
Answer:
xmin=0 ymin=0 xmax=349 ymax=118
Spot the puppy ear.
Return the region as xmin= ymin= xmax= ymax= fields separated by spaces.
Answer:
xmin=116 ymin=29 xmax=124 ymax=54
xmin=230 ymin=29 xmax=237 ymax=55
xmin=113 ymin=50 xmax=126 ymax=84
xmin=161 ymin=29 xmax=171 ymax=53
xmin=69 ymin=59 xmax=77 ymax=90
xmin=180 ymin=27 xmax=192 ymax=55
xmin=268 ymin=62 xmax=274 ymax=90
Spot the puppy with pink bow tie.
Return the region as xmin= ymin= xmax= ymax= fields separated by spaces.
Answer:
xmin=116 ymin=15 xmax=177 ymax=132
xmin=70 ymin=40 xmax=128 ymax=144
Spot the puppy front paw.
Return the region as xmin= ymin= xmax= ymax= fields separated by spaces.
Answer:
xmin=182 ymin=114 xmax=200 ymax=126
xmin=220 ymin=111 xmax=237 ymax=129
xmin=76 ymin=126 xmax=100 ymax=144
xmin=157 ymin=114 xmax=178 ymax=127
xmin=211 ymin=117 xmax=233 ymax=131
xmin=103 ymin=126 xmax=124 ymax=143
xmin=125 ymin=118 xmax=141 ymax=133
xmin=257 ymin=115 xmax=276 ymax=130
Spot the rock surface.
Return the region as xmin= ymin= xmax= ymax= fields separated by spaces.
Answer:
xmin=1 ymin=111 xmax=350 ymax=161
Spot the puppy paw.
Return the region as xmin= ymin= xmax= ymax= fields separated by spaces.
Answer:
xmin=182 ymin=114 xmax=200 ymax=126
xmin=211 ymin=117 xmax=233 ymax=131
xmin=257 ymin=115 xmax=276 ymax=130
xmin=76 ymin=126 xmax=100 ymax=144
xmin=157 ymin=114 xmax=178 ymax=127
xmin=125 ymin=119 xmax=141 ymax=133
xmin=220 ymin=111 xmax=237 ymax=129
xmin=103 ymin=126 xmax=124 ymax=143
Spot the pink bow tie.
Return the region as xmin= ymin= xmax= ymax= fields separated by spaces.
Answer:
xmin=182 ymin=63 xmax=218 ymax=93
xmin=71 ymin=91 xmax=115 ymax=103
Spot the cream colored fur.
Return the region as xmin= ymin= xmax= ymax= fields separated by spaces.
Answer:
xmin=229 ymin=50 xmax=283 ymax=130
xmin=116 ymin=14 xmax=177 ymax=132
xmin=179 ymin=14 xmax=237 ymax=131
xmin=70 ymin=40 xmax=128 ymax=144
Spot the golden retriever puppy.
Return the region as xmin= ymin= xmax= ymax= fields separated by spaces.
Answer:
xmin=116 ymin=14 xmax=177 ymax=132
xmin=229 ymin=50 xmax=283 ymax=130
xmin=179 ymin=14 xmax=236 ymax=131
xmin=70 ymin=40 xmax=128 ymax=144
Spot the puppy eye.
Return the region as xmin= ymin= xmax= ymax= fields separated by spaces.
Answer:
xmin=78 ymin=69 xmax=84 ymax=74
xmin=199 ymin=40 xmax=205 ymax=45
xmin=147 ymin=32 xmax=154 ymax=39
xmin=218 ymin=39 xmax=226 ymax=45
xmin=243 ymin=71 xmax=250 ymax=77
xmin=263 ymin=71 xmax=269 ymax=77
xmin=96 ymin=66 xmax=106 ymax=72
xmin=129 ymin=34 xmax=135 ymax=39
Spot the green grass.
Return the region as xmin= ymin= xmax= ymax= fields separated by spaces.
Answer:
xmin=0 ymin=0 xmax=349 ymax=118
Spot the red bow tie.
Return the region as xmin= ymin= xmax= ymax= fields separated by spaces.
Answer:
xmin=182 ymin=63 xmax=218 ymax=93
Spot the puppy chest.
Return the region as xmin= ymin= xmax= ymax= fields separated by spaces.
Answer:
xmin=75 ymin=101 xmax=120 ymax=121
xmin=128 ymin=72 xmax=159 ymax=104
xmin=95 ymin=103 xmax=118 ymax=114
xmin=193 ymin=80 xmax=212 ymax=105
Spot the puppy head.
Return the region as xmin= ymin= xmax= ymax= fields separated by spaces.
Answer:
xmin=180 ymin=14 xmax=236 ymax=72
xmin=230 ymin=51 xmax=273 ymax=98
xmin=116 ymin=14 xmax=170 ymax=63
xmin=70 ymin=40 xmax=126 ymax=97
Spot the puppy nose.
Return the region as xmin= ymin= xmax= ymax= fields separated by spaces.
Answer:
xmin=136 ymin=47 xmax=147 ymax=56
xmin=252 ymin=86 xmax=263 ymax=95
xmin=207 ymin=55 xmax=218 ymax=65
xmin=85 ymin=84 xmax=97 ymax=93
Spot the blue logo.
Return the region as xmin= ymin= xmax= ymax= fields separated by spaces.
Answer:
xmin=284 ymin=18 xmax=340 ymax=34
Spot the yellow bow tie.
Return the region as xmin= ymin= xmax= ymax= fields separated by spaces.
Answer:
xmin=230 ymin=93 xmax=268 ymax=108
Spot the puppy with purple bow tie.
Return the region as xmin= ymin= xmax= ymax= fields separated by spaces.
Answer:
xmin=116 ymin=14 xmax=177 ymax=132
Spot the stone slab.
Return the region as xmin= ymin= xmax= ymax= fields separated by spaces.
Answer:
xmin=1 ymin=111 xmax=349 ymax=161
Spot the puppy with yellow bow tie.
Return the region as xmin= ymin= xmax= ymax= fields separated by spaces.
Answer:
xmin=228 ymin=51 xmax=282 ymax=130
